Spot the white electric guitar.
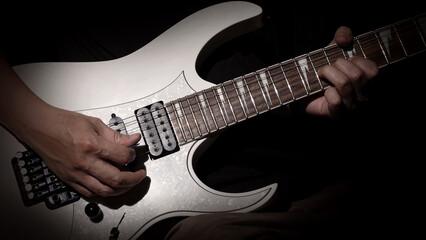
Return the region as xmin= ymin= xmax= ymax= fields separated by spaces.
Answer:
xmin=1 ymin=2 xmax=425 ymax=239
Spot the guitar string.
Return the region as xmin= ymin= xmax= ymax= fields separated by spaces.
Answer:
xmin=108 ymin=23 xmax=421 ymax=135
xmin=119 ymin=34 xmax=398 ymax=133
xmin=118 ymin=17 xmax=420 ymax=129
xmin=114 ymin=30 xmax=419 ymax=137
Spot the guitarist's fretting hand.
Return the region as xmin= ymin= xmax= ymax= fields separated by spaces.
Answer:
xmin=0 ymin=55 xmax=147 ymax=198
xmin=299 ymin=26 xmax=379 ymax=117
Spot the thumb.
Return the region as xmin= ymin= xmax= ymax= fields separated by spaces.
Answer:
xmin=114 ymin=132 xmax=142 ymax=147
xmin=330 ymin=26 xmax=353 ymax=47
xmin=96 ymin=120 xmax=141 ymax=147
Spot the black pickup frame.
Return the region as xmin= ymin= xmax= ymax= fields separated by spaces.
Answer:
xmin=135 ymin=101 xmax=179 ymax=160
xmin=11 ymin=150 xmax=80 ymax=209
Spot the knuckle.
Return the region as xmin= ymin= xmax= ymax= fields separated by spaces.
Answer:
xmin=110 ymin=175 xmax=124 ymax=188
xmin=318 ymin=64 xmax=332 ymax=75
xmin=114 ymin=130 xmax=123 ymax=142
xmin=335 ymin=75 xmax=351 ymax=90
xmin=78 ymin=138 xmax=101 ymax=154
xmin=71 ymin=158 xmax=90 ymax=171
xmin=351 ymin=56 xmax=379 ymax=79
xmin=84 ymin=191 xmax=97 ymax=198
xmin=91 ymin=117 xmax=105 ymax=126
xmin=349 ymin=68 xmax=363 ymax=82
xmin=366 ymin=62 xmax=379 ymax=79
xmin=334 ymin=58 xmax=346 ymax=66
xmin=333 ymin=58 xmax=349 ymax=70
xmin=98 ymin=187 xmax=115 ymax=197
xmin=118 ymin=150 xmax=135 ymax=166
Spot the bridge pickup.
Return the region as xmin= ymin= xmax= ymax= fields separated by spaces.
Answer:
xmin=135 ymin=101 xmax=179 ymax=159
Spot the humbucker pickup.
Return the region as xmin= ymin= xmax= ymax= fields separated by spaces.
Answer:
xmin=135 ymin=101 xmax=179 ymax=159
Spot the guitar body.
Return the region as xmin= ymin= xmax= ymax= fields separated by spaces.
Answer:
xmin=0 ymin=2 xmax=277 ymax=240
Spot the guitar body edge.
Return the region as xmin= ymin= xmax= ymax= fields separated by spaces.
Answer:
xmin=0 ymin=2 xmax=274 ymax=240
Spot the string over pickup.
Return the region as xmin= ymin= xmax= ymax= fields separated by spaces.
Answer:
xmin=135 ymin=101 xmax=179 ymax=159
xmin=109 ymin=113 xmax=128 ymax=134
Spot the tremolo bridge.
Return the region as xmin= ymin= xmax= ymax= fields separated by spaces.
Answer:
xmin=135 ymin=101 xmax=179 ymax=159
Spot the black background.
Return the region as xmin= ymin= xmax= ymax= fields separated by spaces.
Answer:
xmin=1 ymin=1 xmax=424 ymax=239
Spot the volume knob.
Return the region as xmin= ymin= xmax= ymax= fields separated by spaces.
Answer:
xmin=85 ymin=202 xmax=103 ymax=223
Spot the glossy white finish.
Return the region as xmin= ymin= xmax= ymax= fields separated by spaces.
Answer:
xmin=1 ymin=2 xmax=277 ymax=240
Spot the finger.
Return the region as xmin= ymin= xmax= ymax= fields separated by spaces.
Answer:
xmin=74 ymin=172 xmax=135 ymax=197
xmin=95 ymin=135 xmax=138 ymax=166
xmin=95 ymin=122 xmax=142 ymax=165
xmin=329 ymin=26 xmax=353 ymax=47
xmin=68 ymin=180 xmax=97 ymax=198
xmin=96 ymin=120 xmax=141 ymax=147
xmin=349 ymin=56 xmax=379 ymax=81
xmin=332 ymin=58 xmax=368 ymax=103
xmin=318 ymin=64 xmax=355 ymax=110
xmin=324 ymin=87 xmax=344 ymax=117
xmin=86 ymin=158 xmax=147 ymax=189
xmin=332 ymin=26 xmax=353 ymax=47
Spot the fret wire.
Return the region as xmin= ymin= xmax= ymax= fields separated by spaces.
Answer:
xmin=206 ymin=88 xmax=226 ymax=129
xmin=254 ymin=72 xmax=271 ymax=109
xmin=355 ymin=36 xmax=367 ymax=58
xmin=129 ymin=16 xmax=424 ymax=138
xmin=171 ymin=25 xmax=414 ymax=124
xmin=228 ymin=24 xmax=413 ymax=100
xmin=356 ymin=36 xmax=382 ymax=57
xmin=231 ymin=80 xmax=248 ymax=119
xmin=413 ymin=16 xmax=426 ymax=47
xmin=340 ymin=48 xmax=347 ymax=59
xmin=164 ymin=104 xmax=184 ymax=144
xmin=393 ymin=24 xmax=408 ymax=57
xmin=171 ymin=101 xmax=187 ymax=143
xmin=212 ymin=86 xmax=229 ymax=126
xmin=395 ymin=19 xmax=425 ymax=56
xmin=242 ymin=76 xmax=259 ymax=115
xmin=179 ymin=100 xmax=195 ymax=141
xmin=323 ymin=45 xmax=346 ymax=62
xmin=294 ymin=57 xmax=310 ymax=94
xmin=194 ymin=93 xmax=211 ymax=133
xmin=140 ymin=20 xmax=422 ymax=125
xmin=322 ymin=48 xmax=331 ymax=64
xmin=357 ymin=32 xmax=388 ymax=66
xmin=346 ymin=41 xmax=358 ymax=58
xmin=221 ymin=85 xmax=238 ymax=122
xmin=266 ymin=67 xmax=283 ymax=105
xmin=279 ymin=62 xmax=295 ymax=101
xmin=373 ymin=30 xmax=390 ymax=64
xmin=307 ymin=52 xmax=323 ymax=90
xmin=216 ymin=86 xmax=234 ymax=124
xmin=202 ymin=90 xmax=219 ymax=131
xmin=105 ymin=15 xmax=425 ymax=150
xmin=186 ymin=97 xmax=202 ymax=138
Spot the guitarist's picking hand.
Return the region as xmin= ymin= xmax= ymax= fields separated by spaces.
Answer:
xmin=1 ymin=54 xmax=146 ymax=198
xmin=27 ymin=108 xmax=147 ymax=198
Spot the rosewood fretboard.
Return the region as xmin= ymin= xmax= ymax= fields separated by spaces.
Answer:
xmin=165 ymin=13 xmax=426 ymax=145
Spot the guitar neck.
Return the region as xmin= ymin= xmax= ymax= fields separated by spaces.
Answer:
xmin=165 ymin=13 xmax=426 ymax=145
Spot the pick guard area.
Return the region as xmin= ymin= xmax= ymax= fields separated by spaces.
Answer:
xmin=71 ymin=73 xmax=277 ymax=240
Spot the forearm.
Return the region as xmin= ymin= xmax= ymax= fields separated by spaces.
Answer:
xmin=0 ymin=54 xmax=53 ymax=139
